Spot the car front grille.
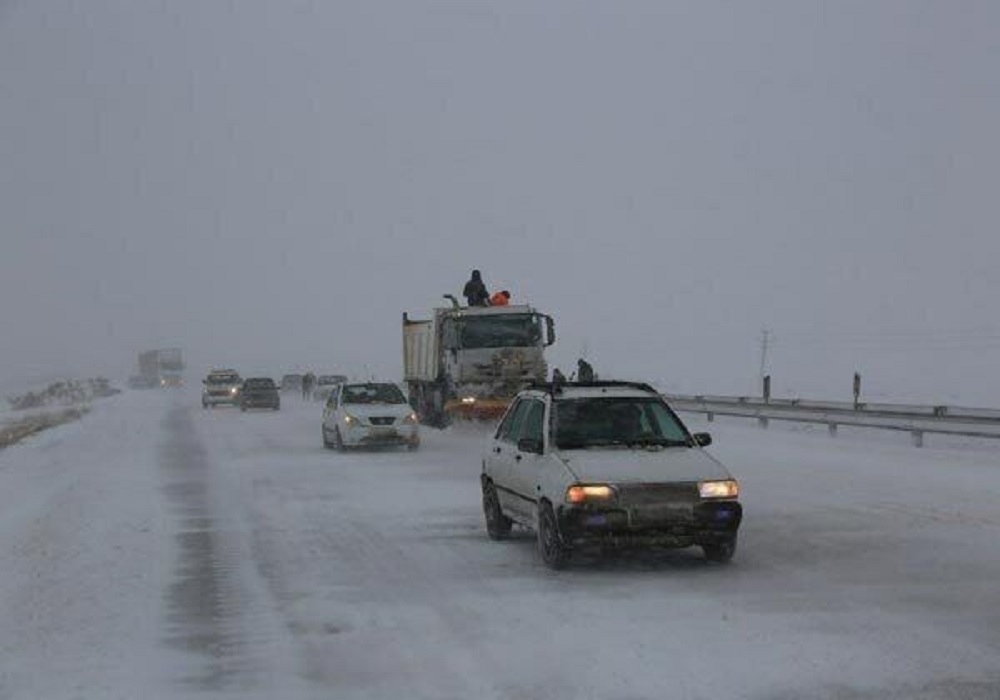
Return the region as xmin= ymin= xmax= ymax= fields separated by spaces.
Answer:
xmin=369 ymin=417 xmax=396 ymax=426
xmin=615 ymin=483 xmax=698 ymax=506
xmin=614 ymin=483 xmax=699 ymax=528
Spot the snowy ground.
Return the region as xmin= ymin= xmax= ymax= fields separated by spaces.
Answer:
xmin=0 ymin=389 xmax=998 ymax=700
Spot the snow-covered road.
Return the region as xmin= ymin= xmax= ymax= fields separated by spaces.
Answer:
xmin=1 ymin=390 xmax=998 ymax=699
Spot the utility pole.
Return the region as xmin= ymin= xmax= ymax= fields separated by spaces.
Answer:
xmin=759 ymin=329 xmax=772 ymax=380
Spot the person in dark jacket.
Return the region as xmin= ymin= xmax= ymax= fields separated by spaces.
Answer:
xmin=463 ymin=270 xmax=490 ymax=307
xmin=576 ymin=358 xmax=595 ymax=383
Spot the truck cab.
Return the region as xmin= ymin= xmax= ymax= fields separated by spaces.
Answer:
xmin=404 ymin=302 xmax=555 ymax=427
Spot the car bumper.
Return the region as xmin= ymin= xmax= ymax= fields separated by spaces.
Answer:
xmin=204 ymin=394 xmax=239 ymax=405
xmin=556 ymin=500 xmax=742 ymax=549
xmin=241 ymin=397 xmax=279 ymax=408
xmin=342 ymin=424 xmax=420 ymax=447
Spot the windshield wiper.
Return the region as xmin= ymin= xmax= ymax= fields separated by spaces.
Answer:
xmin=632 ymin=437 xmax=690 ymax=448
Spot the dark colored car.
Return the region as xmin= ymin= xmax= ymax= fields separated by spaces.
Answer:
xmin=240 ymin=378 xmax=280 ymax=411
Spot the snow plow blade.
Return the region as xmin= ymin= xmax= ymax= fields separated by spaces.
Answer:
xmin=444 ymin=398 xmax=511 ymax=422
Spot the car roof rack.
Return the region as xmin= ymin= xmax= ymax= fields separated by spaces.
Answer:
xmin=526 ymin=380 xmax=659 ymax=396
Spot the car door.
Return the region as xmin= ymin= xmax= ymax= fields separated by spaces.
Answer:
xmin=489 ymin=399 xmax=531 ymax=516
xmin=504 ymin=398 xmax=548 ymax=520
xmin=323 ymin=387 xmax=340 ymax=431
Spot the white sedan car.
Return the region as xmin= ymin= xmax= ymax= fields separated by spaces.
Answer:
xmin=481 ymin=381 xmax=741 ymax=569
xmin=322 ymin=382 xmax=420 ymax=451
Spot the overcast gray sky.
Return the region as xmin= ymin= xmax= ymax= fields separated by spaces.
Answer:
xmin=2 ymin=1 xmax=998 ymax=404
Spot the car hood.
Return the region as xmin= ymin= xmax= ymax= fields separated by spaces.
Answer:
xmin=557 ymin=447 xmax=732 ymax=484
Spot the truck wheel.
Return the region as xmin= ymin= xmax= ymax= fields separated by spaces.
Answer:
xmin=537 ymin=502 xmax=570 ymax=569
xmin=482 ymin=480 xmax=512 ymax=540
xmin=702 ymin=537 xmax=737 ymax=564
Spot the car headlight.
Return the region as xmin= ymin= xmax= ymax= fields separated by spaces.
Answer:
xmin=566 ymin=484 xmax=616 ymax=505
xmin=403 ymin=412 xmax=419 ymax=425
xmin=230 ymin=387 xmax=239 ymax=395
xmin=699 ymin=480 xmax=739 ymax=499
xmin=344 ymin=413 xmax=360 ymax=425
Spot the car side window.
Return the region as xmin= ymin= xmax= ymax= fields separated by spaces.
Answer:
xmin=518 ymin=400 xmax=545 ymax=446
xmin=500 ymin=400 xmax=532 ymax=443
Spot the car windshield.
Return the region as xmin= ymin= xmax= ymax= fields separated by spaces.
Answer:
xmin=552 ymin=397 xmax=690 ymax=449
xmin=341 ymin=383 xmax=407 ymax=405
xmin=207 ymin=375 xmax=239 ymax=384
xmin=459 ymin=314 xmax=540 ymax=349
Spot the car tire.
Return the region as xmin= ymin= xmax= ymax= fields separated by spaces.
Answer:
xmin=240 ymin=405 xmax=247 ymax=412
xmin=702 ymin=536 xmax=737 ymax=564
xmin=482 ymin=480 xmax=512 ymax=540
xmin=537 ymin=501 xmax=570 ymax=569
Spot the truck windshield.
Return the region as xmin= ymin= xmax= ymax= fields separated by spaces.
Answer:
xmin=553 ymin=397 xmax=690 ymax=449
xmin=459 ymin=315 xmax=540 ymax=349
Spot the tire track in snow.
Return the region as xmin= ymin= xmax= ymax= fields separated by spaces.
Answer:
xmin=158 ymin=405 xmax=309 ymax=696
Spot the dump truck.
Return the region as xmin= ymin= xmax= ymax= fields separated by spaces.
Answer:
xmin=136 ymin=348 xmax=185 ymax=388
xmin=403 ymin=298 xmax=555 ymax=427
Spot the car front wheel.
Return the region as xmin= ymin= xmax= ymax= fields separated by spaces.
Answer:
xmin=537 ymin=502 xmax=570 ymax=569
xmin=702 ymin=536 xmax=737 ymax=564
xmin=482 ymin=480 xmax=512 ymax=540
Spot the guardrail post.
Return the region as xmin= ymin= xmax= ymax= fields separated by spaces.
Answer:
xmin=911 ymin=430 xmax=924 ymax=448
xmin=828 ymin=423 xmax=837 ymax=437
xmin=758 ymin=416 xmax=769 ymax=429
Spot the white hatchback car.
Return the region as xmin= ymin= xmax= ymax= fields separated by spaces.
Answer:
xmin=481 ymin=381 xmax=742 ymax=568
xmin=322 ymin=382 xmax=420 ymax=451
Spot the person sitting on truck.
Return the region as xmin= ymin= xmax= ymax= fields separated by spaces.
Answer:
xmin=576 ymin=358 xmax=595 ymax=383
xmin=463 ymin=270 xmax=490 ymax=307
xmin=490 ymin=290 xmax=511 ymax=306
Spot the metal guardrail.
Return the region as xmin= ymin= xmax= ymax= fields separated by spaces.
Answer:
xmin=664 ymin=394 xmax=1000 ymax=447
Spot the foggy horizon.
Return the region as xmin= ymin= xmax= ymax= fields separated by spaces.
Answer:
xmin=3 ymin=1 xmax=999 ymax=406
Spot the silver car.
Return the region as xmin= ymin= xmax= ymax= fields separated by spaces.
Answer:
xmin=481 ymin=381 xmax=741 ymax=568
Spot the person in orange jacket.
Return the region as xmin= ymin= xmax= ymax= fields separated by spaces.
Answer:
xmin=490 ymin=290 xmax=511 ymax=306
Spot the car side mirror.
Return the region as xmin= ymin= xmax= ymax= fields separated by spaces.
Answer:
xmin=544 ymin=315 xmax=556 ymax=347
xmin=693 ymin=432 xmax=712 ymax=447
xmin=517 ymin=438 xmax=543 ymax=455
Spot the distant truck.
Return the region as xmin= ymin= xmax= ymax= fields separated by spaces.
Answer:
xmin=136 ymin=348 xmax=185 ymax=388
xmin=403 ymin=299 xmax=555 ymax=427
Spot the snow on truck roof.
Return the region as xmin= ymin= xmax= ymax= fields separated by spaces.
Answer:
xmin=437 ymin=304 xmax=536 ymax=315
